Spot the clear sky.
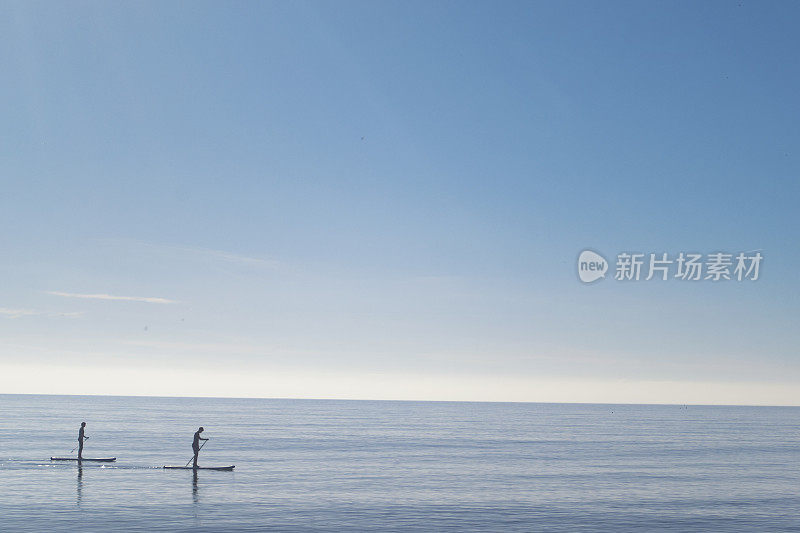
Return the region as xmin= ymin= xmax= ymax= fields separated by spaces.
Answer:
xmin=1 ymin=1 xmax=798 ymax=404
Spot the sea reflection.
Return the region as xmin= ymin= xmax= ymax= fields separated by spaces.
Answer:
xmin=76 ymin=462 xmax=83 ymax=506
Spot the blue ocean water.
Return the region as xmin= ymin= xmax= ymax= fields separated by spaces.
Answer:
xmin=0 ymin=395 xmax=799 ymax=532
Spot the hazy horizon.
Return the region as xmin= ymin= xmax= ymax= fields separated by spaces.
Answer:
xmin=4 ymin=389 xmax=800 ymax=408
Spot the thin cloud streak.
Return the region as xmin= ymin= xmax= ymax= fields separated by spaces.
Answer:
xmin=47 ymin=291 xmax=176 ymax=304
xmin=96 ymin=238 xmax=280 ymax=268
xmin=0 ymin=308 xmax=40 ymax=318
xmin=0 ymin=308 xmax=85 ymax=319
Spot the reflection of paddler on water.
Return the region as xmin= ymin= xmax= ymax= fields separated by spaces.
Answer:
xmin=162 ymin=427 xmax=235 ymax=471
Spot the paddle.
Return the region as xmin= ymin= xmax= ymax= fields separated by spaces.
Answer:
xmin=185 ymin=438 xmax=208 ymax=467
xmin=69 ymin=435 xmax=89 ymax=454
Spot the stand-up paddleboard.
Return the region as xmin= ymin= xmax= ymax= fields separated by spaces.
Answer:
xmin=163 ymin=465 xmax=235 ymax=471
xmin=50 ymin=457 xmax=116 ymax=462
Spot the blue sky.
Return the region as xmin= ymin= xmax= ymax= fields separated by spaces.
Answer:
xmin=1 ymin=1 xmax=798 ymax=403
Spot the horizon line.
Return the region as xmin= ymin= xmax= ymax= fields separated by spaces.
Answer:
xmin=0 ymin=391 xmax=796 ymax=409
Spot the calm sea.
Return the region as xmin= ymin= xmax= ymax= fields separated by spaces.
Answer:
xmin=0 ymin=395 xmax=799 ymax=532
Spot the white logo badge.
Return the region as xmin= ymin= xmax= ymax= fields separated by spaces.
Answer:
xmin=578 ymin=250 xmax=607 ymax=283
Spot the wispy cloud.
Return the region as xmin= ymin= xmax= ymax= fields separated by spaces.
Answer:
xmin=47 ymin=292 xmax=176 ymax=304
xmin=96 ymin=238 xmax=280 ymax=268
xmin=189 ymin=247 xmax=279 ymax=267
xmin=0 ymin=308 xmax=85 ymax=319
xmin=0 ymin=308 xmax=40 ymax=318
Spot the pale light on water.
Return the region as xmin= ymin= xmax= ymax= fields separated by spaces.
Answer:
xmin=1 ymin=395 xmax=799 ymax=531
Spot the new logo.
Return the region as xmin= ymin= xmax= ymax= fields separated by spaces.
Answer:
xmin=578 ymin=250 xmax=608 ymax=283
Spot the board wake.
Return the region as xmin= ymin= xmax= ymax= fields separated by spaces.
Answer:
xmin=50 ymin=457 xmax=116 ymax=462
xmin=163 ymin=465 xmax=235 ymax=471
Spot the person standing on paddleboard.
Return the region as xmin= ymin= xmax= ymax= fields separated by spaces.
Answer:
xmin=192 ymin=427 xmax=208 ymax=468
xmin=78 ymin=422 xmax=87 ymax=460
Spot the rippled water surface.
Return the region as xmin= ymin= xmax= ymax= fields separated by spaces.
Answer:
xmin=1 ymin=395 xmax=799 ymax=531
